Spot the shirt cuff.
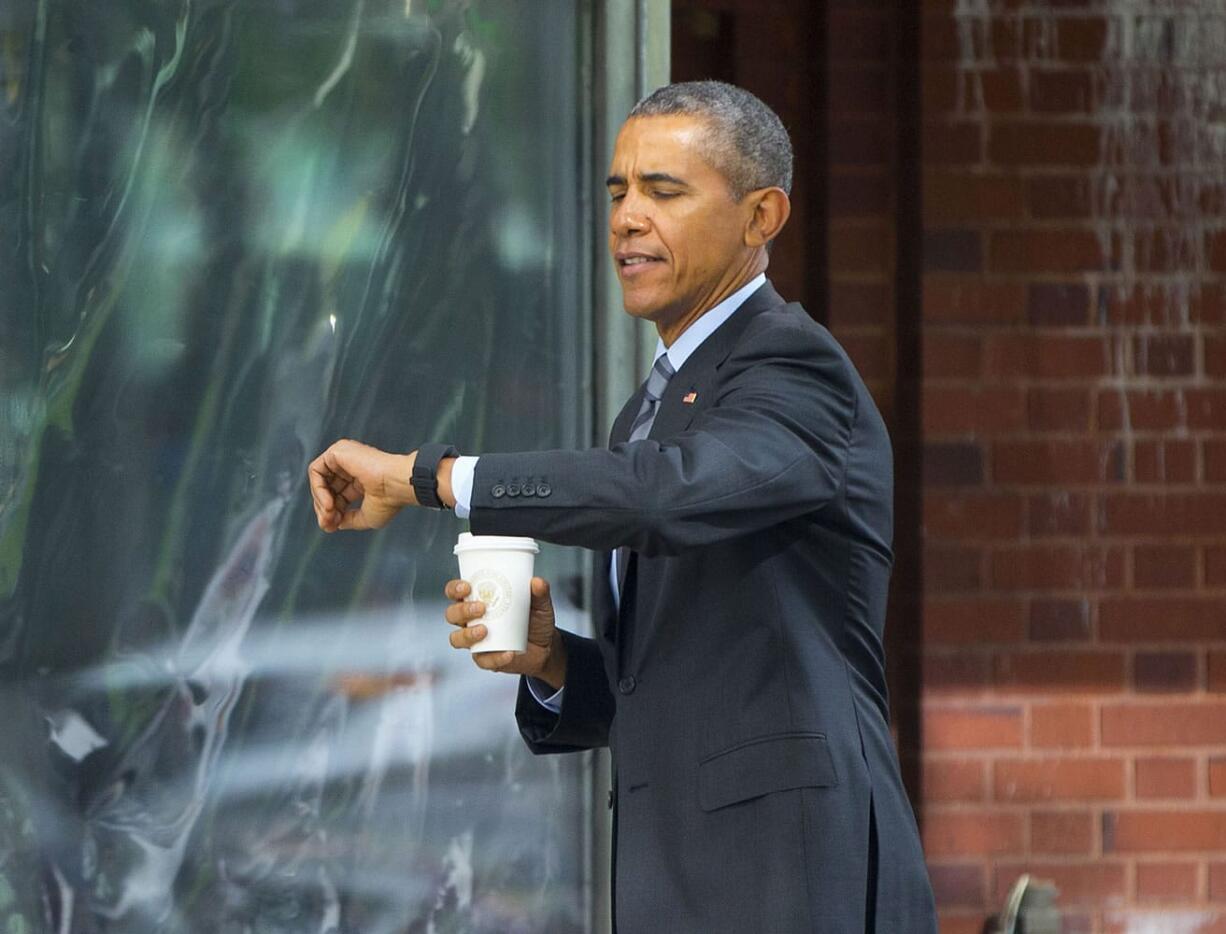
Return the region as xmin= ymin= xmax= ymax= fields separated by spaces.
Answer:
xmin=451 ymin=456 xmax=478 ymax=518
xmin=525 ymin=676 xmax=564 ymax=714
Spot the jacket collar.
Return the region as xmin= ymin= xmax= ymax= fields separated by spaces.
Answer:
xmin=609 ymin=279 xmax=788 ymax=446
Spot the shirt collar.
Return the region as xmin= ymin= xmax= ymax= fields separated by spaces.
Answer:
xmin=652 ymin=273 xmax=767 ymax=374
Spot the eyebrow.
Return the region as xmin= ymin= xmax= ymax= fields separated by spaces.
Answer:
xmin=606 ymin=172 xmax=690 ymax=188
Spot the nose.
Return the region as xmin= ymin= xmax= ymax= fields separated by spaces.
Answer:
xmin=610 ymin=192 xmax=648 ymax=238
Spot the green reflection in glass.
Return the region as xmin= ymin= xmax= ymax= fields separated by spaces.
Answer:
xmin=0 ymin=1 xmax=589 ymax=930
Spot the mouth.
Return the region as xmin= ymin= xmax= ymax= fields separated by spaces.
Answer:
xmin=615 ymin=252 xmax=664 ymax=277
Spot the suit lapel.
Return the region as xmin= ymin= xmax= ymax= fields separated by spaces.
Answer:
xmin=612 ymin=280 xmax=788 ymax=448
xmin=647 ymin=280 xmax=788 ymax=442
xmin=609 ymin=386 xmax=644 ymax=447
xmin=624 ymin=281 xmax=787 ymax=670
xmin=605 ymin=280 xmax=789 ymax=649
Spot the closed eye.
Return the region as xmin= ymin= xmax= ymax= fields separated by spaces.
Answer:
xmin=609 ymin=190 xmax=680 ymax=203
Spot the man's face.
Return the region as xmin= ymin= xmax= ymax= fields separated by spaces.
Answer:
xmin=606 ymin=115 xmax=754 ymax=325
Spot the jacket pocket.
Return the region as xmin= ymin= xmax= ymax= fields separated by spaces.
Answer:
xmin=698 ymin=731 xmax=839 ymax=812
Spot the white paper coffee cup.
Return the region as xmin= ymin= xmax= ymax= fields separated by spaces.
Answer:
xmin=453 ymin=532 xmax=540 ymax=654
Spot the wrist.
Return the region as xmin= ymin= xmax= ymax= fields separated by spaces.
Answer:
xmin=537 ymin=630 xmax=568 ymax=691
xmin=386 ymin=453 xmax=419 ymax=507
xmin=437 ymin=457 xmax=457 ymax=509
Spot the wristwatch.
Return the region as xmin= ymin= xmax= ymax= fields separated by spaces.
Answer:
xmin=411 ymin=443 xmax=459 ymax=510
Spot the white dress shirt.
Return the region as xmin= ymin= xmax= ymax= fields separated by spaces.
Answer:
xmin=450 ymin=273 xmax=766 ymax=712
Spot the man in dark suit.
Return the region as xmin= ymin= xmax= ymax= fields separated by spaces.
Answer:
xmin=309 ymin=81 xmax=936 ymax=933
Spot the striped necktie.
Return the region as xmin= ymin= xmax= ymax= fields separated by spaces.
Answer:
xmin=628 ymin=354 xmax=676 ymax=442
xmin=617 ymin=353 xmax=676 ymax=589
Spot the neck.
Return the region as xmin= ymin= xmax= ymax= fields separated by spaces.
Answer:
xmin=657 ymin=253 xmax=767 ymax=347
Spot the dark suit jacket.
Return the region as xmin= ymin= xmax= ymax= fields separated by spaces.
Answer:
xmin=467 ymin=282 xmax=937 ymax=933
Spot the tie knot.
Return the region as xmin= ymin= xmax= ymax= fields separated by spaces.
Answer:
xmin=644 ymin=354 xmax=675 ymax=401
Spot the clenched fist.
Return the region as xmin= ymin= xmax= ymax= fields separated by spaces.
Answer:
xmin=308 ymin=439 xmax=417 ymax=532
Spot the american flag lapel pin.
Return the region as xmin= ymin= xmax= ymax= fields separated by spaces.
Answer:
xmin=682 ymin=391 xmax=698 ymax=404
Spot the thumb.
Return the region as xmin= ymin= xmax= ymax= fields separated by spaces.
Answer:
xmin=530 ymin=577 xmax=551 ymax=601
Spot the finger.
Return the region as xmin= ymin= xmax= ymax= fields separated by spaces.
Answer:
xmin=530 ymin=577 xmax=551 ymax=601
xmin=307 ymin=451 xmax=331 ymax=488
xmin=308 ymin=454 xmax=337 ymax=521
xmin=316 ymin=497 xmax=340 ymax=534
xmin=473 ymin=651 xmax=514 ymax=671
xmin=332 ymin=476 xmax=363 ymax=508
xmin=444 ymin=580 xmax=470 ymax=601
xmin=321 ymin=447 xmax=356 ymax=484
xmin=321 ymin=502 xmax=343 ymax=532
xmin=445 ymin=601 xmax=485 ymax=626
xmin=308 ymin=460 xmax=357 ymax=533
xmin=442 ymin=601 xmax=484 ymax=625
xmin=329 ymin=474 xmax=362 ymax=501
xmin=449 ymin=624 xmax=487 ymax=649
xmin=336 ymin=506 xmax=373 ymax=531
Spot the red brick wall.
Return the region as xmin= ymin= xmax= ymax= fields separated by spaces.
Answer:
xmin=822 ymin=2 xmax=929 ymax=818
xmin=673 ymin=0 xmax=900 ymax=421
xmin=677 ymin=3 xmax=1223 ymax=930
xmin=826 ymin=0 xmax=899 ymax=424
xmin=915 ymin=2 xmax=1226 ymax=933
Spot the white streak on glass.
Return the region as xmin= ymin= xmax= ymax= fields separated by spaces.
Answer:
xmin=314 ymin=0 xmax=364 ymax=110
xmin=46 ymin=711 xmax=109 ymax=762
xmin=83 ymin=498 xmax=285 ymax=925
xmin=453 ymin=31 xmax=487 ymax=134
xmin=1109 ymin=912 xmax=1218 ymax=934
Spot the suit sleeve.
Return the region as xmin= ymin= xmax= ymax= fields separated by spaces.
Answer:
xmin=514 ymin=629 xmax=615 ymax=753
xmin=469 ymin=320 xmax=857 ymax=555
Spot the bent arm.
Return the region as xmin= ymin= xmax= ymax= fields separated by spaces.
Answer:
xmin=471 ymin=322 xmax=857 ymax=554
xmin=515 ymin=630 xmax=614 ymax=754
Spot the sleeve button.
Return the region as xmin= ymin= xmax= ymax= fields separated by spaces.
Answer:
xmin=507 ymin=483 xmax=521 ymax=497
xmin=537 ymin=483 xmax=552 ymax=498
xmin=521 ymin=483 xmax=537 ymax=497
xmin=491 ymin=484 xmax=506 ymax=498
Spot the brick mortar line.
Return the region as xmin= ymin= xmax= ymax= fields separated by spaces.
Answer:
xmin=923 ymin=698 xmax=1226 ymax=708
xmin=921 ymin=164 xmax=1226 ymax=177
xmin=925 ymin=803 xmax=1226 ymax=814
xmin=920 ymin=327 xmax=1226 ymax=333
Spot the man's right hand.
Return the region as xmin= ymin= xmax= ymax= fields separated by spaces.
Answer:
xmin=444 ymin=576 xmax=568 ymax=690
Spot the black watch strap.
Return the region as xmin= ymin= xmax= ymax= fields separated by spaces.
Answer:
xmin=411 ymin=443 xmax=460 ymax=510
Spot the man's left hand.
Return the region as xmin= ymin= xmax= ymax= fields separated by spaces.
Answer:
xmin=308 ymin=439 xmax=416 ymax=532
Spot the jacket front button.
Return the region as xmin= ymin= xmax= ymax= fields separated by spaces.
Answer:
xmin=618 ymin=675 xmax=636 ymax=695
xmin=491 ymin=484 xmax=506 ymax=498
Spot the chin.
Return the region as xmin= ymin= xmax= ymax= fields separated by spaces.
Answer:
xmin=620 ymin=299 xmax=656 ymax=321
xmin=620 ymin=290 xmax=671 ymax=323
xmin=622 ymin=304 xmax=660 ymax=323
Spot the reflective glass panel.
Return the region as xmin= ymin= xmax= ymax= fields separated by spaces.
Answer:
xmin=0 ymin=1 xmax=591 ymax=931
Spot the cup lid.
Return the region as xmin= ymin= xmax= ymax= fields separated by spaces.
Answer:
xmin=454 ymin=531 xmax=540 ymax=555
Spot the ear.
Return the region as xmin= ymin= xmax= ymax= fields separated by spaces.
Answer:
xmin=743 ymin=188 xmax=791 ymax=249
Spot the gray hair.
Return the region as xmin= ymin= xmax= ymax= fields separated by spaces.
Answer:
xmin=628 ymin=80 xmax=793 ymax=200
